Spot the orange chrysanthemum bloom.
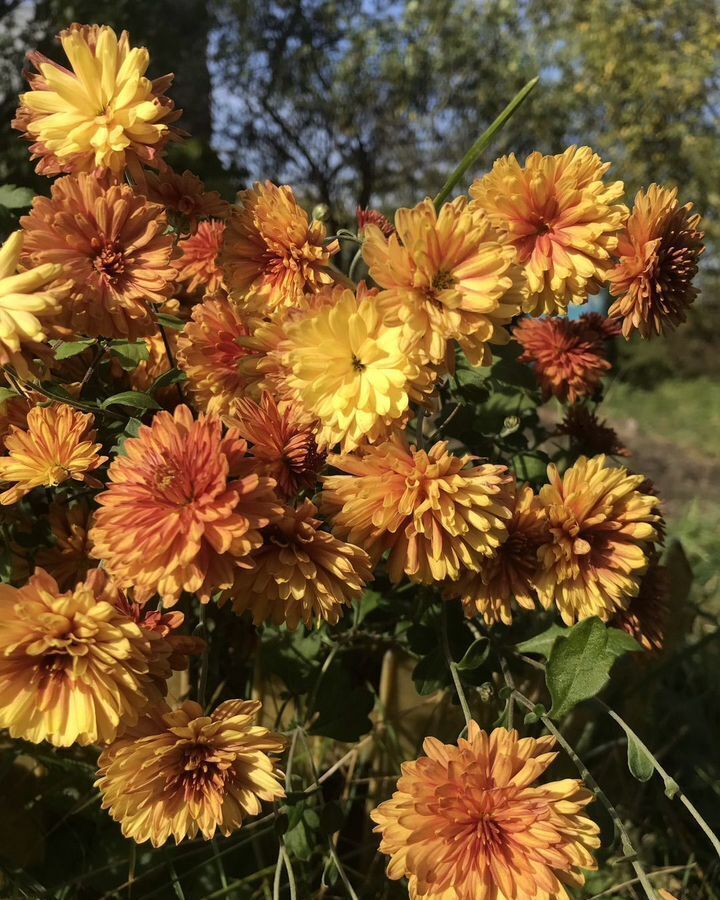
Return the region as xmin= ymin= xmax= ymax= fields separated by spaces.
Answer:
xmin=176 ymin=296 xmax=265 ymax=415
xmin=321 ymin=435 xmax=513 ymax=583
xmin=0 ymin=404 xmax=105 ymax=505
xmin=0 ymin=389 xmax=35 ymax=450
xmin=224 ymin=499 xmax=372 ymax=629
xmin=96 ymin=699 xmax=285 ymax=846
xmin=90 ymin=405 xmax=281 ymax=605
xmin=558 ymin=405 xmax=629 ymax=457
xmin=610 ymin=560 xmax=669 ymax=652
xmin=124 ymin=328 xmax=177 ymax=405
xmin=514 ymin=315 xmax=614 ymax=404
xmin=14 ymin=24 xmax=180 ymax=177
xmin=143 ymin=168 xmax=230 ymax=233
xmin=0 ymin=568 xmax=173 ymax=746
xmin=470 ymin=146 xmax=627 ymax=315
xmin=608 ymin=184 xmax=704 ymax=339
xmin=446 ymin=483 xmax=548 ymax=626
xmin=21 ymin=174 xmax=176 ymax=339
xmin=36 ymin=498 xmax=94 ymax=589
xmin=536 ymin=456 xmax=661 ymax=624
xmin=227 ymin=394 xmax=325 ymax=498
xmin=363 ymin=197 xmax=522 ymax=366
xmin=173 ymin=220 xmax=226 ymax=297
xmin=371 ymin=724 xmax=599 ymax=899
xmin=356 ymin=206 xmax=394 ymax=237
xmin=222 ymin=181 xmax=338 ymax=314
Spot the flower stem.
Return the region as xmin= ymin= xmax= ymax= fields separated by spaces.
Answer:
xmin=440 ymin=602 xmax=472 ymax=727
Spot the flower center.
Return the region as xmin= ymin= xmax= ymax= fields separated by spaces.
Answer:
xmin=177 ymin=743 xmax=228 ymax=801
xmin=432 ymin=270 xmax=456 ymax=292
xmin=475 ymin=812 xmax=505 ymax=853
xmin=94 ymin=241 xmax=126 ymax=283
xmin=351 ymin=354 xmax=366 ymax=372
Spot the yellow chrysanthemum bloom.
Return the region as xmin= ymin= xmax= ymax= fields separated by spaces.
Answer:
xmin=96 ymin=699 xmax=286 ymax=846
xmin=14 ymin=24 xmax=180 ymax=177
xmin=470 ymin=146 xmax=627 ymax=315
xmin=321 ymin=434 xmax=513 ymax=583
xmin=536 ymin=455 xmax=661 ymax=624
xmin=363 ymin=197 xmax=522 ymax=366
xmin=0 ymin=403 xmax=105 ymax=505
xmin=0 ymin=231 xmax=65 ymax=371
xmin=0 ymin=568 xmax=173 ymax=747
xmin=372 ymin=724 xmax=599 ymax=899
xmin=280 ymin=287 xmax=432 ymax=451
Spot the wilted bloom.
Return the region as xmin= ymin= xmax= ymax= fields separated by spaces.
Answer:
xmin=226 ymin=394 xmax=324 ymax=498
xmin=356 ymin=206 xmax=394 ymax=237
xmin=90 ymin=405 xmax=281 ymax=605
xmin=536 ymin=456 xmax=661 ymax=624
xmin=608 ymin=184 xmax=704 ymax=339
xmin=173 ymin=220 xmax=226 ymax=297
xmin=363 ymin=197 xmax=522 ymax=366
xmin=280 ymin=287 xmax=432 ymax=451
xmin=14 ymin=24 xmax=180 ymax=177
xmin=0 ymin=389 xmax=35 ymax=450
xmin=446 ymin=483 xmax=548 ymax=626
xmin=514 ymin=315 xmax=615 ymax=404
xmin=222 ymin=181 xmax=338 ymax=313
xmin=0 ymin=568 xmax=173 ymax=746
xmin=471 ymin=146 xmax=627 ymax=315
xmin=36 ymin=498 xmax=94 ymax=589
xmin=143 ymin=168 xmax=230 ymax=233
xmin=0 ymin=404 xmax=105 ymax=505
xmin=611 ymin=559 xmax=669 ymax=652
xmin=96 ymin=699 xmax=285 ymax=846
xmin=21 ymin=174 xmax=176 ymax=339
xmin=225 ymin=500 xmax=372 ymax=629
xmin=0 ymin=231 xmax=66 ymax=372
xmin=559 ymin=405 xmax=629 ymax=457
xmin=371 ymin=724 xmax=599 ymax=899
xmin=176 ymin=297 xmax=264 ymax=416
xmin=322 ymin=434 xmax=513 ymax=583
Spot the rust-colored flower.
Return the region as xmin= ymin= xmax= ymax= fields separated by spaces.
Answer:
xmin=222 ymin=181 xmax=339 ymax=314
xmin=36 ymin=498 xmax=94 ymax=589
xmin=226 ymin=394 xmax=325 ymax=498
xmin=113 ymin=596 xmax=204 ymax=670
xmin=356 ymin=206 xmax=394 ymax=237
xmin=471 ymin=146 xmax=627 ymax=315
xmin=90 ymin=405 xmax=281 ymax=605
xmin=446 ymin=483 xmax=548 ymax=626
xmin=0 ymin=568 xmax=173 ymax=746
xmin=536 ymin=456 xmax=661 ymax=624
xmin=0 ymin=404 xmax=105 ymax=505
xmin=363 ymin=197 xmax=522 ymax=367
xmin=610 ymin=559 xmax=670 ymax=652
xmin=96 ymin=699 xmax=286 ymax=846
xmin=559 ymin=405 xmax=629 ymax=457
xmin=225 ymin=500 xmax=372 ymax=629
xmin=321 ymin=434 xmax=513 ymax=583
xmin=0 ymin=390 xmax=35 ymax=450
xmin=14 ymin=24 xmax=180 ymax=178
xmin=371 ymin=724 xmax=599 ymax=899
xmin=21 ymin=174 xmax=176 ymax=339
xmin=608 ymin=184 xmax=704 ymax=339
xmin=514 ymin=315 xmax=615 ymax=404
xmin=143 ymin=168 xmax=230 ymax=233
xmin=173 ymin=220 xmax=226 ymax=297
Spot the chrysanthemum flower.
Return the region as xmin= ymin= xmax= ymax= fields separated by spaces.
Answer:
xmin=96 ymin=699 xmax=285 ymax=846
xmin=470 ymin=146 xmax=627 ymax=315
xmin=222 ymin=181 xmax=338 ymax=314
xmin=0 ymin=231 xmax=67 ymax=372
xmin=176 ymin=297 xmax=269 ymax=416
xmin=225 ymin=499 xmax=372 ymax=628
xmin=21 ymin=174 xmax=176 ymax=340
xmin=143 ymin=168 xmax=230 ymax=233
xmin=173 ymin=220 xmax=226 ymax=297
xmin=514 ymin=315 xmax=614 ymax=404
xmin=279 ymin=287 xmax=432 ymax=451
xmin=558 ymin=405 xmax=629 ymax=457
xmin=113 ymin=596 xmax=204 ymax=670
xmin=0 ymin=404 xmax=105 ymax=505
xmin=363 ymin=197 xmax=522 ymax=366
xmin=356 ymin=206 xmax=394 ymax=237
xmin=0 ymin=568 xmax=173 ymax=746
xmin=36 ymin=498 xmax=93 ymax=589
xmin=608 ymin=184 xmax=704 ymax=339
xmin=446 ymin=483 xmax=548 ymax=626
xmin=321 ymin=435 xmax=513 ymax=583
xmin=90 ymin=405 xmax=281 ymax=605
xmin=536 ymin=456 xmax=661 ymax=624
xmin=124 ymin=328 xmax=177 ymax=405
xmin=226 ymin=394 xmax=325 ymax=498
xmin=0 ymin=389 xmax=34 ymax=450
xmin=371 ymin=723 xmax=599 ymax=899
xmin=610 ymin=560 xmax=669 ymax=652
xmin=14 ymin=23 xmax=180 ymax=177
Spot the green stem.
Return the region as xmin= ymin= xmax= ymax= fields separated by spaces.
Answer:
xmin=433 ymin=76 xmax=539 ymax=209
xmin=196 ymin=603 xmax=209 ymax=709
xmin=440 ymin=602 xmax=472 ymax=727
xmin=347 ymin=247 xmax=364 ymax=282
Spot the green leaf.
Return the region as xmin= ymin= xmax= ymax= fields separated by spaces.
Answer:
xmin=516 ymin=624 xmax=568 ymax=659
xmin=0 ymin=387 xmax=18 ymax=405
xmin=54 ymin=340 xmax=95 ymax=360
xmin=284 ymin=803 xmax=320 ymax=861
xmin=456 ymin=638 xmax=489 ymax=671
xmin=0 ymin=185 xmax=35 ymax=209
xmin=310 ymin=664 xmax=374 ymax=742
xmin=511 ymin=451 xmax=550 ymax=485
xmin=412 ymin=648 xmax=450 ymax=696
xmin=150 ymin=367 xmax=187 ymax=394
xmin=101 ymin=391 xmax=161 ymax=411
xmin=606 ymin=628 xmax=643 ymax=658
xmin=113 ymin=418 xmax=143 ymax=456
xmin=627 ymin=732 xmax=655 ymax=782
xmin=156 ymin=313 xmax=186 ymax=330
xmin=109 ymin=340 xmax=150 ymax=371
